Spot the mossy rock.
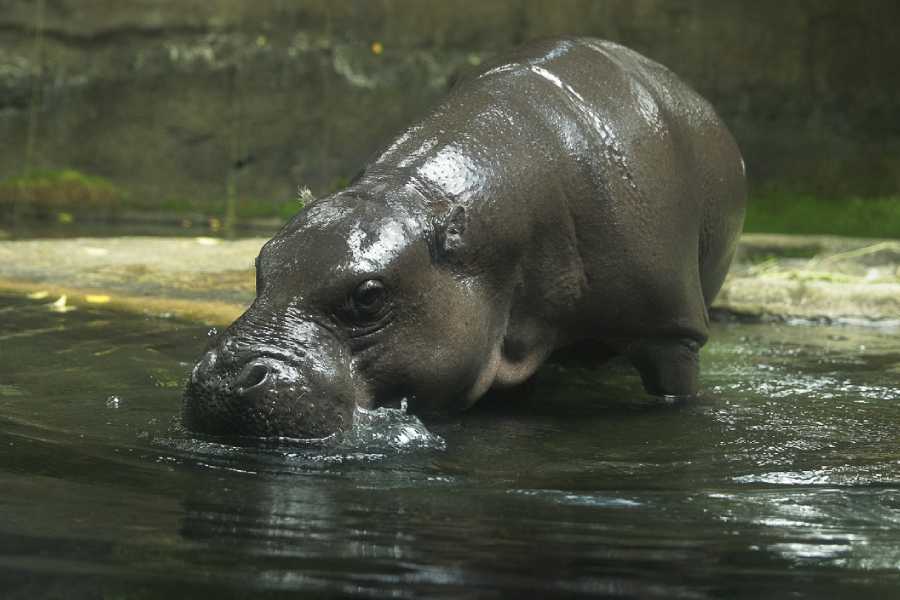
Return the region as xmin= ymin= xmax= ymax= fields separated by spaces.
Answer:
xmin=0 ymin=169 xmax=125 ymax=220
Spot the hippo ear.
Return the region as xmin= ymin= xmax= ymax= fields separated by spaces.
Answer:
xmin=432 ymin=204 xmax=467 ymax=261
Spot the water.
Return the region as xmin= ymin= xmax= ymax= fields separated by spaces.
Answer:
xmin=1 ymin=293 xmax=899 ymax=598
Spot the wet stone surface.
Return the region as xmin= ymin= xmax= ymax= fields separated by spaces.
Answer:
xmin=0 ymin=233 xmax=896 ymax=325
xmin=0 ymin=293 xmax=898 ymax=597
xmin=721 ymin=235 xmax=900 ymax=323
xmin=0 ymin=236 xmax=260 ymax=306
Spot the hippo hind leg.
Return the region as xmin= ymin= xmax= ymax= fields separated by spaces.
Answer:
xmin=625 ymin=337 xmax=700 ymax=399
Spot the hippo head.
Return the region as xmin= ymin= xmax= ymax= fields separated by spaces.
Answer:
xmin=183 ymin=182 xmax=508 ymax=439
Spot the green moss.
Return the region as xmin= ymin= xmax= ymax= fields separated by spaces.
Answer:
xmin=237 ymin=198 xmax=304 ymax=220
xmin=745 ymin=190 xmax=900 ymax=238
xmin=5 ymin=169 xmax=897 ymax=239
xmin=138 ymin=195 xmax=299 ymax=221
xmin=0 ymin=169 xmax=125 ymax=219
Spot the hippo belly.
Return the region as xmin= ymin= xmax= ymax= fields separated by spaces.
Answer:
xmin=183 ymin=37 xmax=746 ymax=439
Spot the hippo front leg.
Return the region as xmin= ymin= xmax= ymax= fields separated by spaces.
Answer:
xmin=625 ymin=337 xmax=701 ymax=399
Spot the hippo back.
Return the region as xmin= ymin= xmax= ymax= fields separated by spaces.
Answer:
xmin=370 ymin=36 xmax=746 ymax=349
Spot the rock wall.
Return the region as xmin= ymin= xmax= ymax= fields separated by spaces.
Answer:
xmin=1 ymin=0 xmax=898 ymax=208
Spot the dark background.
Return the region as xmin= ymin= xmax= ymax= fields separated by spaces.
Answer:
xmin=2 ymin=0 xmax=899 ymax=213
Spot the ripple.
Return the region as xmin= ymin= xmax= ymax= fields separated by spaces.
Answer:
xmin=155 ymin=401 xmax=445 ymax=470
xmin=508 ymin=489 xmax=642 ymax=508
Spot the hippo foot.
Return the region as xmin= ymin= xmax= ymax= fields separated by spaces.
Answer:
xmin=626 ymin=336 xmax=701 ymax=398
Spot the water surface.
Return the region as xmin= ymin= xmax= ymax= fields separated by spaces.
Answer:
xmin=1 ymin=294 xmax=899 ymax=598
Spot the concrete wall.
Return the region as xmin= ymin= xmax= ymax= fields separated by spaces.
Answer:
xmin=1 ymin=0 xmax=898 ymax=209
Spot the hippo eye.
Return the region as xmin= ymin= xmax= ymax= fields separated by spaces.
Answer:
xmin=348 ymin=279 xmax=388 ymax=321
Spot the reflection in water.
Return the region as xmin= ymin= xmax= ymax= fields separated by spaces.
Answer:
xmin=706 ymin=489 xmax=900 ymax=570
xmin=0 ymin=293 xmax=899 ymax=596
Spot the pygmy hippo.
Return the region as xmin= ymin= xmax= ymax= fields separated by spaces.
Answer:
xmin=183 ymin=37 xmax=746 ymax=439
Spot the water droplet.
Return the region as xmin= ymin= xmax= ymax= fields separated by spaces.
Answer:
xmin=207 ymin=327 xmax=218 ymax=337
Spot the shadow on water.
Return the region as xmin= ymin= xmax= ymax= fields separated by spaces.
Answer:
xmin=1 ymin=293 xmax=899 ymax=598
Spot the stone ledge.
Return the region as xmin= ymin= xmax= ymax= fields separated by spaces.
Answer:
xmin=0 ymin=233 xmax=897 ymax=326
xmin=719 ymin=235 xmax=899 ymax=324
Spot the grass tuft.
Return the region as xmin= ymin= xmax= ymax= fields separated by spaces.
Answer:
xmin=745 ymin=190 xmax=900 ymax=238
xmin=0 ymin=169 xmax=124 ymax=218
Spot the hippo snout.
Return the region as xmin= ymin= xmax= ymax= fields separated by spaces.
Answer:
xmin=182 ymin=344 xmax=355 ymax=440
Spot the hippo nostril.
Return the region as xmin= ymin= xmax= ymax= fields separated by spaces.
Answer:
xmin=236 ymin=361 xmax=271 ymax=394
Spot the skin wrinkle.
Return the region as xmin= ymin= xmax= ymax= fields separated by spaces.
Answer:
xmin=183 ymin=36 xmax=745 ymax=439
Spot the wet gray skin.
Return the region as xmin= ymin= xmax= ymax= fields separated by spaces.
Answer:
xmin=183 ymin=36 xmax=746 ymax=439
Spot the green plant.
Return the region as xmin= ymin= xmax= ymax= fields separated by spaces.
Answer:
xmin=0 ymin=169 xmax=125 ymax=219
xmin=744 ymin=190 xmax=900 ymax=238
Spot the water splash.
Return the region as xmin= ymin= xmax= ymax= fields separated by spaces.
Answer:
xmin=157 ymin=399 xmax=445 ymax=469
xmin=331 ymin=400 xmax=447 ymax=454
